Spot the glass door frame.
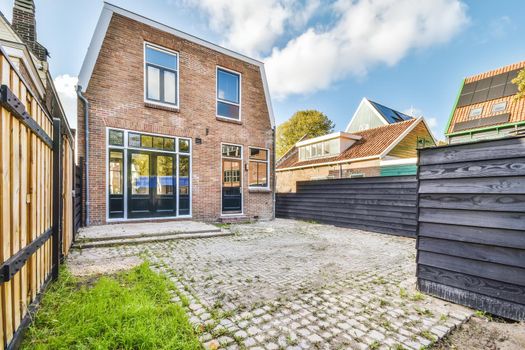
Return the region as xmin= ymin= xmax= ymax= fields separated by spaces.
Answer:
xmin=221 ymin=142 xmax=244 ymax=216
xmin=106 ymin=127 xmax=192 ymax=222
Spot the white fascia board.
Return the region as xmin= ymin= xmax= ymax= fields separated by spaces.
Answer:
xmin=379 ymin=118 xmax=422 ymax=159
xmin=2 ymin=45 xmax=45 ymax=98
xmin=380 ymin=158 xmax=417 ymax=166
xmin=78 ymin=2 xmax=275 ymax=128
xmin=344 ymin=97 xmax=388 ymax=132
xmin=78 ymin=5 xmax=112 ymax=92
xmin=364 ymin=98 xmax=389 ymax=125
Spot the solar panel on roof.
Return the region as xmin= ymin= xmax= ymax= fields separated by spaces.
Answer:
xmin=368 ymin=100 xmax=413 ymax=124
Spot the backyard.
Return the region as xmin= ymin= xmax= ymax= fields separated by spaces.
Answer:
xmin=25 ymin=219 xmax=479 ymax=349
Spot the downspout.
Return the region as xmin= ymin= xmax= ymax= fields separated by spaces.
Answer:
xmin=272 ymin=127 xmax=276 ymax=220
xmin=76 ymin=85 xmax=90 ymax=226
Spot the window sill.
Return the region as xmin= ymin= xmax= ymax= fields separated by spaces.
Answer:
xmin=249 ymin=188 xmax=272 ymax=193
xmin=216 ymin=116 xmax=242 ymax=125
xmin=145 ymin=101 xmax=180 ymax=113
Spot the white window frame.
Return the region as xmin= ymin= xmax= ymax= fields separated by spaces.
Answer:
xmin=220 ymin=143 xmax=244 ymax=216
xmin=143 ymin=42 xmax=180 ymax=109
xmin=469 ymin=106 xmax=483 ymax=118
xmin=216 ymin=66 xmax=242 ymax=121
xmin=105 ymin=127 xmax=192 ymax=222
xmin=491 ymin=101 xmax=507 ymax=114
xmin=248 ymin=147 xmax=270 ymax=190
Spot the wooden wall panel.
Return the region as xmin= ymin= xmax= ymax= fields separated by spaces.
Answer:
xmin=276 ymin=175 xmax=418 ymax=237
xmin=417 ymin=136 xmax=525 ymax=321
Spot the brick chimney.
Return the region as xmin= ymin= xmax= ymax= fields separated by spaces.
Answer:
xmin=11 ymin=0 xmax=48 ymax=61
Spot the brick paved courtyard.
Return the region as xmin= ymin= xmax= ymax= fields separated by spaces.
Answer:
xmin=68 ymin=219 xmax=473 ymax=349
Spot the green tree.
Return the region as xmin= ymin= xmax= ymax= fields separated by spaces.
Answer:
xmin=276 ymin=110 xmax=335 ymax=159
xmin=512 ymin=68 xmax=525 ymax=100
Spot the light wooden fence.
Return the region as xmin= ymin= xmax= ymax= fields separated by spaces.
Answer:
xmin=0 ymin=48 xmax=75 ymax=349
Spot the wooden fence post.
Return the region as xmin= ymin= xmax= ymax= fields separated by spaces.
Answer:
xmin=52 ymin=118 xmax=62 ymax=280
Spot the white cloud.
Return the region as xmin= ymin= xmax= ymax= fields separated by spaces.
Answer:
xmin=54 ymin=74 xmax=78 ymax=129
xmin=182 ymin=0 xmax=320 ymax=57
xmin=266 ymin=0 xmax=469 ymax=98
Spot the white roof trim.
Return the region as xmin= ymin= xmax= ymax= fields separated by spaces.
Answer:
xmin=78 ymin=2 xmax=275 ymax=127
xmin=379 ymin=157 xmax=417 ymax=166
xmin=345 ymin=97 xmax=388 ymax=132
xmin=379 ymin=117 xmax=428 ymax=158
xmin=1 ymin=45 xmax=45 ymax=98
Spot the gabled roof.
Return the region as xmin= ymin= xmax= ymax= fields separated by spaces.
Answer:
xmin=78 ymin=2 xmax=275 ymax=127
xmin=367 ymin=100 xmax=413 ymax=124
xmin=277 ymin=118 xmax=427 ymax=170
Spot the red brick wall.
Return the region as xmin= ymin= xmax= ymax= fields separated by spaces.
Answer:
xmin=77 ymin=14 xmax=274 ymax=225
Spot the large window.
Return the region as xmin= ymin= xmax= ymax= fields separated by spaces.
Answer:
xmin=298 ymin=139 xmax=339 ymax=161
xmin=249 ymin=148 xmax=269 ymax=189
xmin=217 ymin=68 xmax=241 ymax=120
xmin=145 ymin=43 xmax=178 ymax=107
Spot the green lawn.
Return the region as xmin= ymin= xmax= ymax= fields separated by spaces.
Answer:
xmin=22 ymin=263 xmax=202 ymax=350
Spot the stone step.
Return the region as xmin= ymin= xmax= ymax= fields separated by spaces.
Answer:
xmin=79 ymin=228 xmax=222 ymax=242
xmin=72 ymin=231 xmax=232 ymax=249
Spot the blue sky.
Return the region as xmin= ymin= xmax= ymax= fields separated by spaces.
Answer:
xmin=1 ymin=0 xmax=524 ymax=138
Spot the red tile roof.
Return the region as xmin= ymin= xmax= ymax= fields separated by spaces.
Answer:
xmin=277 ymin=119 xmax=418 ymax=170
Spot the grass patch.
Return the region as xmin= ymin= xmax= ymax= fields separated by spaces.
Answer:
xmin=22 ymin=263 xmax=202 ymax=350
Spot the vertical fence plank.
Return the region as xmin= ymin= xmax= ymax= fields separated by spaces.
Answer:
xmin=19 ymin=84 xmax=29 ymax=317
xmin=10 ymin=73 xmax=21 ymax=332
xmin=0 ymin=55 xmax=14 ymax=347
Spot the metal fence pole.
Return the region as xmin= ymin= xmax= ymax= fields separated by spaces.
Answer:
xmin=52 ymin=118 xmax=62 ymax=280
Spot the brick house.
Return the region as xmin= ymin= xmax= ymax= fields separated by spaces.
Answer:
xmin=77 ymin=3 xmax=275 ymax=225
xmin=446 ymin=61 xmax=524 ymax=144
xmin=276 ymin=99 xmax=435 ymax=193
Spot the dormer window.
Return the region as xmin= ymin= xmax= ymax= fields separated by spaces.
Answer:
xmin=492 ymin=101 xmax=507 ymax=114
xmin=297 ymin=132 xmax=361 ymax=162
xmin=469 ymin=107 xmax=483 ymax=118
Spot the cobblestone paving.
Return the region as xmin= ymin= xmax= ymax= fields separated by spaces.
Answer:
xmin=68 ymin=219 xmax=473 ymax=349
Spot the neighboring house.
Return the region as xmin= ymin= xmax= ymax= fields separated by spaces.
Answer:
xmin=0 ymin=0 xmax=70 ymax=129
xmin=276 ymin=102 xmax=436 ymax=192
xmin=77 ymin=3 xmax=275 ymax=225
xmin=345 ymin=98 xmax=413 ymax=132
xmin=446 ymin=61 xmax=525 ymax=144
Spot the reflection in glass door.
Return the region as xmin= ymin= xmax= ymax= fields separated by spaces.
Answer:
xmin=128 ymin=152 xmax=152 ymax=218
xmin=107 ymin=129 xmax=191 ymax=220
xmin=156 ymin=155 xmax=177 ymax=216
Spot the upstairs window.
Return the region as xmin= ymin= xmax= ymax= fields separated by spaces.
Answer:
xmin=145 ymin=43 xmax=178 ymax=107
xmin=217 ymin=68 xmax=241 ymax=120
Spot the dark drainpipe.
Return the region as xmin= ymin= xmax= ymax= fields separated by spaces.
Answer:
xmin=76 ymin=85 xmax=90 ymax=226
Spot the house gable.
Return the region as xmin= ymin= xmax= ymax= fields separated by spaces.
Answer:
xmin=78 ymin=2 xmax=274 ymax=127
xmin=387 ymin=119 xmax=435 ymax=158
xmin=345 ymin=98 xmax=387 ymax=132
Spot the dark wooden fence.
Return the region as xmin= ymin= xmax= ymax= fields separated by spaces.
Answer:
xmin=276 ymin=175 xmax=418 ymax=237
xmin=416 ymin=136 xmax=525 ymax=321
